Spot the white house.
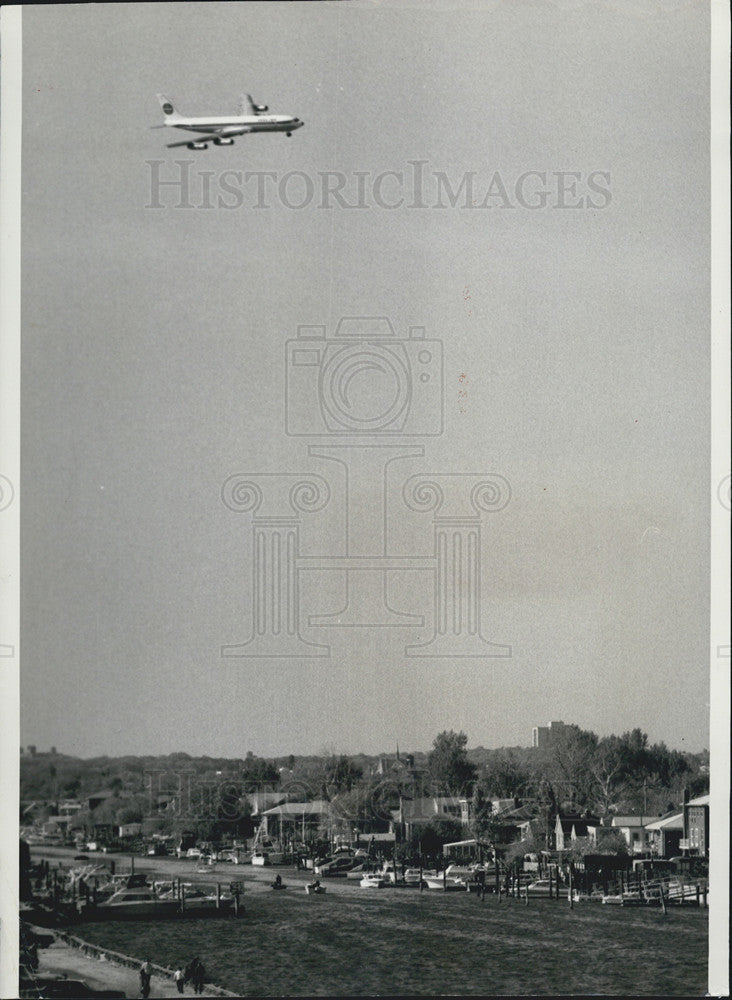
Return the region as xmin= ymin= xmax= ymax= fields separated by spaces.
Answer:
xmin=608 ymin=815 xmax=653 ymax=854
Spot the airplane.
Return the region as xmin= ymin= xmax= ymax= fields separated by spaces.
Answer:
xmin=154 ymin=94 xmax=304 ymax=149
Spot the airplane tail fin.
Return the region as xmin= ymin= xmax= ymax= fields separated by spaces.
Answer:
xmin=240 ymin=93 xmax=268 ymax=115
xmin=157 ymin=94 xmax=181 ymax=120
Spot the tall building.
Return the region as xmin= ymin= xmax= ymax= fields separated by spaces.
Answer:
xmin=531 ymin=721 xmax=567 ymax=749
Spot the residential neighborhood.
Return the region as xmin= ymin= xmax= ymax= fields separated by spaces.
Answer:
xmin=20 ymin=723 xmax=710 ymax=873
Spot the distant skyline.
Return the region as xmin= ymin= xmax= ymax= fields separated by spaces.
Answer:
xmin=20 ymin=2 xmax=711 ymax=758
xmin=18 ymin=713 xmax=707 ymax=763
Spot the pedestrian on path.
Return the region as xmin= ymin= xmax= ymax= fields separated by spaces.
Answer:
xmin=174 ymin=966 xmax=186 ymax=994
xmin=192 ymin=959 xmax=206 ymax=995
xmin=139 ymin=959 xmax=153 ymax=999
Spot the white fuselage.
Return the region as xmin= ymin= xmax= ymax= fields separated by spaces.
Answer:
xmin=170 ymin=114 xmax=303 ymax=135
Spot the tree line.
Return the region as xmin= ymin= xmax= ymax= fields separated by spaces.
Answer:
xmin=20 ymin=726 xmax=708 ymax=847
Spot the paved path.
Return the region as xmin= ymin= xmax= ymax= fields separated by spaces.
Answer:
xmin=37 ymin=940 xmax=216 ymax=997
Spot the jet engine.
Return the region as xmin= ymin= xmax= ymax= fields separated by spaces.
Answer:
xmin=213 ymin=137 xmax=235 ymax=145
xmin=187 ymin=142 xmax=209 ymax=150
xmin=253 ymin=103 xmax=268 ymax=112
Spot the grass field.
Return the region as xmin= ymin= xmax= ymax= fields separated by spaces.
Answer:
xmin=76 ymin=886 xmax=708 ymax=996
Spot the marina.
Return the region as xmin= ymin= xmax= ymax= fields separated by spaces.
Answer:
xmin=21 ymin=845 xmax=709 ymax=996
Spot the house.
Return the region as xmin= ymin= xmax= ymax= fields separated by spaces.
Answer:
xmin=260 ymin=800 xmax=330 ymax=842
xmin=118 ymin=822 xmax=142 ymax=838
xmin=682 ymin=793 xmax=709 ymax=858
xmin=58 ymin=800 xmax=83 ymax=817
xmin=554 ymin=813 xmax=601 ymax=851
xmin=87 ymin=790 xmax=115 ymax=811
xmin=644 ymin=811 xmax=683 ymax=858
xmin=496 ymin=804 xmax=541 ymax=841
xmin=442 ymin=838 xmax=492 ymax=861
xmin=391 ymin=796 xmax=464 ymax=839
xmin=608 ymin=815 xmax=653 ymax=855
xmin=371 ymin=752 xmax=423 ymax=792
xmin=245 ymin=790 xmax=289 ymax=817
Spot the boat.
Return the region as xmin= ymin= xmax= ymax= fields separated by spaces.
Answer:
xmin=78 ymin=875 xmax=181 ymax=919
xmin=360 ymin=874 xmax=388 ymax=888
xmin=422 ymin=874 xmax=467 ymax=891
xmin=156 ymin=883 xmax=233 ymax=913
xmin=305 ymin=881 xmax=326 ymax=895
xmin=250 ymin=829 xmax=285 ymax=866
xmin=601 ymin=894 xmax=624 ymax=905
xmin=444 ymin=864 xmax=474 ymax=880
xmin=403 ymin=868 xmax=426 ymax=887
xmin=315 ymin=855 xmax=359 ymax=876
xmin=572 ymin=889 xmax=604 ymax=903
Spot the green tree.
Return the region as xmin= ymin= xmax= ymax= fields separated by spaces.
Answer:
xmin=241 ymin=756 xmax=279 ymax=791
xmin=533 ymin=725 xmax=598 ymax=810
xmin=115 ymin=805 xmax=143 ymax=826
xmin=325 ymin=755 xmax=363 ymax=793
xmin=427 ymin=731 xmax=477 ymax=796
xmin=416 ymin=818 xmax=464 ymax=857
xmin=479 ymin=749 xmax=531 ymax=799
xmin=591 ymin=736 xmax=631 ymax=813
xmin=594 ymin=828 xmax=630 ymax=855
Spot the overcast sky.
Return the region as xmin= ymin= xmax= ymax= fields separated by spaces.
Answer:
xmin=20 ymin=1 xmax=710 ymax=759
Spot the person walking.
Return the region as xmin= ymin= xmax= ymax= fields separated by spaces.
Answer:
xmin=174 ymin=965 xmax=186 ymax=994
xmin=192 ymin=959 xmax=206 ymax=995
xmin=139 ymin=959 xmax=153 ymax=999
xmin=184 ymin=958 xmax=198 ymax=988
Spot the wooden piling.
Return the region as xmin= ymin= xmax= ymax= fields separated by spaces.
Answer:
xmin=443 ymin=866 xmax=447 ymax=892
xmin=659 ymin=881 xmax=667 ymax=915
xmin=217 ymin=883 xmax=221 ymax=909
xmin=568 ymin=867 xmax=573 ymax=909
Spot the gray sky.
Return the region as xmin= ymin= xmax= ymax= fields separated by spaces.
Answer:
xmin=20 ymin=0 xmax=710 ymax=758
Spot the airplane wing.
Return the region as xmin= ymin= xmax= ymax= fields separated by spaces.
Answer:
xmin=166 ymin=127 xmax=252 ymax=148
